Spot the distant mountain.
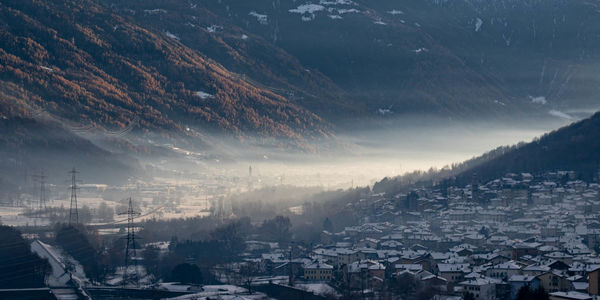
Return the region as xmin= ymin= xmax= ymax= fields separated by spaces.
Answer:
xmin=195 ymin=0 xmax=514 ymax=118
xmin=196 ymin=0 xmax=600 ymax=119
xmin=397 ymin=0 xmax=600 ymax=113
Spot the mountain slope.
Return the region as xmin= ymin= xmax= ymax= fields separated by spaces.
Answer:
xmin=196 ymin=0 xmax=600 ymax=120
xmin=100 ymin=0 xmax=366 ymax=120
xmin=199 ymin=0 xmax=517 ymax=118
xmin=365 ymin=0 xmax=600 ymax=115
xmin=0 ymin=0 xmax=332 ymax=150
xmin=455 ymin=111 xmax=600 ymax=183
xmin=2 ymin=0 xmax=600 ymax=158
xmin=371 ymin=110 xmax=600 ymax=194
xmin=0 ymin=82 xmax=137 ymax=187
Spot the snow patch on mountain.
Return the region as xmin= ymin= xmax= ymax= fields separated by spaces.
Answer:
xmin=475 ymin=18 xmax=483 ymax=32
xmin=165 ymin=31 xmax=179 ymax=40
xmin=289 ymin=4 xmax=326 ymax=14
xmin=530 ymin=96 xmax=547 ymax=105
xmin=249 ymin=11 xmax=268 ymax=25
xmin=377 ymin=108 xmax=393 ymax=116
xmin=502 ymin=33 xmax=511 ymax=46
xmin=337 ymin=8 xmax=360 ymax=14
xmin=206 ymin=25 xmax=222 ymax=33
xmin=289 ymin=4 xmax=327 ymax=21
xmin=319 ymin=0 xmax=355 ymax=5
xmin=388 ymin=10 xmax=404 ymax=15
xmin=144 ymin=9 xmax=166 ymax=15
xmin=196 ymin=91 xmax=214 ymax=99
xmin=40 ymin=66 xmax=54 ymax=73
xmin=549 ymin=110 xmax=572 ymax=120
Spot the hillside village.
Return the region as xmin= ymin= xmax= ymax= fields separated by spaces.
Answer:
xmin=4 ymin=169 xmax=600 ymax=299
xmin=211 ymin=170 xmax=600 ymax=299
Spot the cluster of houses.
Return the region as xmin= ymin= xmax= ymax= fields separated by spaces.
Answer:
xmin=238 ymin=171 xmax=600 ymax=299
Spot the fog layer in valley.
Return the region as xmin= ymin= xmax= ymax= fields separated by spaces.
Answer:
xmin=0 ymin=112 xmax=590 ymax=228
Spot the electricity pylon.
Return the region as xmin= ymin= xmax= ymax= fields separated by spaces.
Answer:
xmin=31 ymin=170 xmax=47 ymax=212
xmin=68 ymin=168 xmax=79 ymax=225
xmin=120 ymin=197 xmax=141 ymax=286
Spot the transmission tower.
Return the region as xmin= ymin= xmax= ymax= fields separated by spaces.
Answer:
xmin=68 ymin=168 xmax=79 ymax=225
xmin=31 ymin=170 xmax=47 ymax=212
xmin=120 ymin=197 xmax=141 ymax=286
xmin=288 ymin=241 xmax=295 ymax=286
xmin=248 ymin=165 xmax=253 ymax=191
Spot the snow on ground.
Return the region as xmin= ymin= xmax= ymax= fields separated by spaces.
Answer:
xmin=295 ymin=283 xmax=340 ymax=297
xmin=196 ymin=91 xmax=214 ymax=99
xmin=31 ymin=240 xmax=71 ymax=287
xmin=373 ymin=19 xmax=387 ymax=25
xmin=249 ymin=11 xmax=268 ymax=25
xmin=250 ymin=276 xmax=288 ymax=285
xmin=328 ymin=15 xmax=343 ymax=19
xmin=165 ymin=284 xmax=270 ymax=300
xmin=106 ymin=265 xmax=150 ymax=286
xmin=47 ymin=242 xmax=88 ymax=282
xmin=159 ymin=282 xmax=195 ymax=292
xmin=475 ymin=17 xmax=483 ymax=32
xmin=31 ymin=239 xmax=93 ymax=299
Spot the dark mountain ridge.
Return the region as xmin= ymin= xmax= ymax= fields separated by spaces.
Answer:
xmin=372 ymin=110 xmax=600 ymax=195
xmin=455 ymin=111 xmax=600 ymax=184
